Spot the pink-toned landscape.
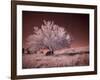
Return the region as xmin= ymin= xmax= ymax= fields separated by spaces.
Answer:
xmin=22 ymin=47 xmax=89 ymax=68
xmin=22 ymin=12 xmax=89 ymax=69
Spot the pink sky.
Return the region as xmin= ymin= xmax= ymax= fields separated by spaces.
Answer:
xmin=22 ymin=11 xmax=89 ymax=48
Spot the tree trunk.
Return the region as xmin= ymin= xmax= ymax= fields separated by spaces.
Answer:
xmin=46 ymin=50 xmax=54 ymax=56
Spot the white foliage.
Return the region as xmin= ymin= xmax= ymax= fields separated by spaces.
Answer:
xmin=25 ymin=20 xmax=72 ymax=53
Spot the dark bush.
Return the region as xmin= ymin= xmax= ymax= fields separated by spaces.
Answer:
xmin=46 ymin=51 xmax=54 ymax=56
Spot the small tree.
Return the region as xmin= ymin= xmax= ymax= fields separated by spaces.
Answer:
xmin=25 ymin=20 xmax=72 ymax=55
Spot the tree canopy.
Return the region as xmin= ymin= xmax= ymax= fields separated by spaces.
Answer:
xmin=25 ymin=20 xmax=72 ymax=53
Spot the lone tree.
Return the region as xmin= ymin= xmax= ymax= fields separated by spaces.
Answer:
xmin=25 ymin=20 xmax=72 ymax=55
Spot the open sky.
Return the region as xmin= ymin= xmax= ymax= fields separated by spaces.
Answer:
xmin=22 ymin=11 xmax=89 ymax=48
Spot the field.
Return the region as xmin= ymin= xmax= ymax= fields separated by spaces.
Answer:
xmin=22 ymin=47 xmax=89 ymax=68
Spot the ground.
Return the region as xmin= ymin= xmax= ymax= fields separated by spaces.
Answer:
xmin=22 ymin=47 xmax=89 ymax=68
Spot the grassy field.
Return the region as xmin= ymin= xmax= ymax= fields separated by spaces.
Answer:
xmin=22 ymin=47 xmax=89 ymax=68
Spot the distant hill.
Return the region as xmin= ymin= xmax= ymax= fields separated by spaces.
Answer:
xmin=54 ymin=46 xmax=89 ymax=55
